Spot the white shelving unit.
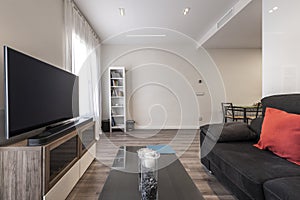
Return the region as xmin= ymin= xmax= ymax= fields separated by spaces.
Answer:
xmin=109 ymin=67 xmax=126 ymax=132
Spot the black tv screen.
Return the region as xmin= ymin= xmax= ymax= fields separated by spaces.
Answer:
xmin=4 ymin=46 xmax=79 ymax=139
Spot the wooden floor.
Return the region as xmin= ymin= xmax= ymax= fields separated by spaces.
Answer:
xmin=67 ymin=129 xmax=236 ymax=200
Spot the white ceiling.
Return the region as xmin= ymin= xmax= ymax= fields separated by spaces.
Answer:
xmin=203 ymin=0 xmax=262 ymax=48
xmin=74 ymin=0 xmax=261 ymax=48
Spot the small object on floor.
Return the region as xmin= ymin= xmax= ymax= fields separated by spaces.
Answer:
xmin=101 ymin=119 xmax=110 ymax=132
xmin=126 ymin=120 xmax=135 ymax=131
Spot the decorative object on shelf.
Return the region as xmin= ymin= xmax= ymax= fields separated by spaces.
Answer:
xmin=109 ymin=67 xmax=126 ymax=132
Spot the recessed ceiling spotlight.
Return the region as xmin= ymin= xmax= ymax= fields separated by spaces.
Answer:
xmin=183 ymin=7 xmax=190 ymax=15
xmin=119 ymin=8 xmax=125 ymax=16
xmin=269 ymin=6 xmax=279 ymax=14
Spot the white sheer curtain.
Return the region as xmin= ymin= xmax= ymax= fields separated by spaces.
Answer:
xmin=64 ymin=0 xmax=101 ymax=135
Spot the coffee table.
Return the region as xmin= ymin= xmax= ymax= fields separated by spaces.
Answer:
xmin=99 ymin=146 xmax=204 ymax=200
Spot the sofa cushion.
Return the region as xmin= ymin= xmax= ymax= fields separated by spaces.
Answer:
xmin=264 ymin=177 xmax=300 ymax=200
xmin=200 ymin=122 xmax=257 ymax=142
xmin=261 ymin=94 xmax=300 ymax=117
xmin=254 ymin=107 xmax=300 ymax=165
xmin=208 ymin=142 xmax=300 ymax=200
xmin=249 ymin=117 xmax=263 ymax=136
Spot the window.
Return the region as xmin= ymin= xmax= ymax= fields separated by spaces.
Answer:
xmin=72 ymin=33 xmax=88 ymax=75
xmin=64 ymin=0 xmax=101 ymax=132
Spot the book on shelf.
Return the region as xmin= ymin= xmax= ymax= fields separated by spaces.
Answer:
xmin=111 ymin=117 xmax=116 ymax=126
xmin=111 ymin=88 xmax=124 ymax=97
xmin=111 ymin=71 xmax=122 ymax=78
xmin=112 ymin=79 xmax=119 ymax=86
xmin=117 ymin=90 xmax=124 ymax=96
xmin=111 ymin=89 xmax=116 ymax=96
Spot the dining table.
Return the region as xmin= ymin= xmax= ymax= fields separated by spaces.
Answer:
xmin=228 ymin=104 xmax=262 ymax=123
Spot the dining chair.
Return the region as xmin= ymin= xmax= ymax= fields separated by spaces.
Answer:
xmin=246 ymin=103 xmax=262 ymax=123
xmin=222 ymin=103 xmax=246 ymax=123
xmin=231 ymin=106 xmax=247 ymax=122
xmin=221 ymin=102 xmax=234 ymax=122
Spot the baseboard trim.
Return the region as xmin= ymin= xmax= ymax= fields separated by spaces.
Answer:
xmin=134 ymin=125 xmax=199 ymax=130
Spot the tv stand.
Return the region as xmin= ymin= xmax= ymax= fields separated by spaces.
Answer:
xmin=28 ymin=117 xmax=92 ymax=146
xmin=0 ymin=119 xmax=96 ymax=200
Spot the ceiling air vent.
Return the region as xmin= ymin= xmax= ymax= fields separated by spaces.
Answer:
xmin=217 ymin=8 xmax=233 ymax=29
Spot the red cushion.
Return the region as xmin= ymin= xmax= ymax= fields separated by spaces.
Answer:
xmin=254 ymin=107 xmax=300 ymax=165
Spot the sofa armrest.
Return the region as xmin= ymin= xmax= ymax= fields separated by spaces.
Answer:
xmin=200 ymin=122 xmax=258 ymax=143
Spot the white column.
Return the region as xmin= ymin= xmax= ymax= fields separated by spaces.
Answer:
xmin=263 ymin=0 xmax=300 ymax=96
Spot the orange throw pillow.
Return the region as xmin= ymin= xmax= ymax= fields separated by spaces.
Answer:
xmin=254 ymin=107 xmax=300 ymax=165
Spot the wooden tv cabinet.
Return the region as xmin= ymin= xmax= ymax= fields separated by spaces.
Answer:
xmin=0 ymin=120 xmax=96 ymax=200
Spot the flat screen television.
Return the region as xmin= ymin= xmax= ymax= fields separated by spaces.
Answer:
xmin=3 ymin=46 xmax=79 ymax=140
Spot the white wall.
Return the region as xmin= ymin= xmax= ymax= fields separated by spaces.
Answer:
xmin=207 ymin=48 xmax=262 ymax=105
xmin=104 ymin=48 xmax=209 ymax=129
xmin=101 ymin=44 xmax=227 ymax=128
xmin=0 ymin=0 xmax=65 ymax=109
xmin=263 ymin=0 xmax=300 ymax=96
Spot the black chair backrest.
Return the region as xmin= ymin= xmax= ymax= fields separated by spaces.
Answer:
xmin=255 ymin=102 xmax=262 ymax=118
xmin=221 ymin=102 xmax=233 ymax=115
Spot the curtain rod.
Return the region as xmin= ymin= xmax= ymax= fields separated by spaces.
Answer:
xmin=72 ymin=2 xmax=101 ymax=42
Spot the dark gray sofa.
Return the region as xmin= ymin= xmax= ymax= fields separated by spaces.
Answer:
xmin=200 ymin=94 xmax=300 ymax=200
